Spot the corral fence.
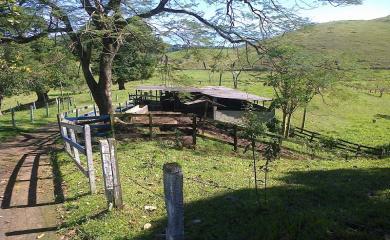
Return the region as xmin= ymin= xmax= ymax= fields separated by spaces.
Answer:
xmin=290 ymin=127 xmax=388 ymax=158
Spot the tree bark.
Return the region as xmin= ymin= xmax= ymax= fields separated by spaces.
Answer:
xmin=281 ymin=110 xmax=287 ymax=137
xmin=285 ymin=113 xmax=292 ymax=138
xmin=35 ymin=91 xmax=49 ymax=104
xmin=118 ymin=79 xmax=126 ymax=90
xmin=0 ymin=94 xmax=3 ymax=115
xmin=79 ymin=38 xmax=118 ymax=115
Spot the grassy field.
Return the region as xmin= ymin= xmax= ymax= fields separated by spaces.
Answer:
xmin=168 ymin=16 xmax=390 ymax=69
xmin=53 ymin=137 xmax=390 ymax=240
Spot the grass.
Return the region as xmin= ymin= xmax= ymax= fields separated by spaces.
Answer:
xmin=53 ymin=137 xmax=390 ymax=240
xmin=168 ymin=16 xmax=390 ymax=69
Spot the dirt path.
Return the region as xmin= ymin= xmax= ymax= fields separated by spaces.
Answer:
xmin=0 ymin=125 xmax=61 ymax=240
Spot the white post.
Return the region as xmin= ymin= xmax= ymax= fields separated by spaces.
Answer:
xmin=163 ymin=163 xmax=184 ymax=240
xmin=69 ymin=128 xmax=80 ymax=165
xmin=84 ymin=125 xmax=96 ymax=194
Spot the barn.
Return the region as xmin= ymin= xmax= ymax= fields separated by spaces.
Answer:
xmin=130 ymin=85 xmax=274 ymax=124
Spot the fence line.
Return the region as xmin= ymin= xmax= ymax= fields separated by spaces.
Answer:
xmin=57 ymin=114 xmax=96 ymax=194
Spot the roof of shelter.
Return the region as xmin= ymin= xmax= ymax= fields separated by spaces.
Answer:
xmin=136 ymin=85 xmax=272 ymax=102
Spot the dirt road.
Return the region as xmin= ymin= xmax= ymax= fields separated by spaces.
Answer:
xmin=0 ymin=125 xmax=60 ymax=240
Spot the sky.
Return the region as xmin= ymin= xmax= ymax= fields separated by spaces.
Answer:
xmin=298 ymin=0 xmax=390 ymax=23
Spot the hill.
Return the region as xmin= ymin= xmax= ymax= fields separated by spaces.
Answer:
xmin=169 ymin=16 xmax=390 ymax=69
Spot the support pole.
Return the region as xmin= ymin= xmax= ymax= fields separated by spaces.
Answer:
xmin=99 ymin=139 xmax=123 ymax=209
xmin=11 ymin=108 xmax=16 ymax=127
xmin=192 ymin=115 xmax=197 ymax=146
xmin=30 ymin=105 xmax=34 ymax=123
xmin=233 ymin=125 xmax=238 ymax=152
xmin=301 ymin=107 xmax=307 ymax=132
xmin=84 ymin=125 xmax=96 ymax=194
xmin=163 ymin=163 xmax=184 ymax=240
xmin=149 ymin=113 xmax=153 ymax=139
xmin=45 ymin=102 xmax=49 ymax=117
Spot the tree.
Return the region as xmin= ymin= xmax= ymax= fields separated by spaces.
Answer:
xmin=22 ymin=38 xmax=80 ymax=104
xmin=0 ymin=0 xmax=362 ymax=114
xmin=0 ymin=47 xmax=23 ymax=115
xmin=266 ymin=46 xmax=340 ymax=138
xmin=112 ymin=19 xmax=164 ymax=90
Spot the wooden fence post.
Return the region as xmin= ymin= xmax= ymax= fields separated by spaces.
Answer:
xmin=93 ymin=104 xmax=97 ymax=116
xmin=76 ymin=108 xmax=79 ymax=118
xmin=57 ymin=98 xmax=60 ymax=113
xmin=30 ymin=105 xmax=34 ymax=123
xmin=192 ymin=115 xmax=197 ymax=146
xmin=61 ymin=126 xmax=72 ymax=155
xmin=99 ymin=139 xmax=123 ymax=209
xmin=119 ymin=102 xmax=122 ymax=112
xmin=84 ymin=124 xmax=96 ymax=194
xmin=45 ymin=102 xmax=49 ymax=117
xmin=11 ymin=108 xmax=16 ymax=127
xmin=233 ymin=125 xmax=238 ymax=152
xmin=115 ymin=94 xmax=118 ymax=102
xmin=163 ymin=163 xmax=184 ymax=240
xmin=69 ymin=128 xmax=80 ymax=165
xmin=149 ymin=113 xmax=153 ymax=139
xmin=33 ymin=101 xmax=36 ymax=110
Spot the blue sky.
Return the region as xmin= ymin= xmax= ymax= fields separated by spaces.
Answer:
xmin=299 ymin=0 xmax=390 ymax=22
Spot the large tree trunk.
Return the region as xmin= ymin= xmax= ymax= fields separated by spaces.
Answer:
xmin=79 ymin=39 xmax=117 ymax=115
xmin=36 ymin=91 xmax=49 ymax=104
xmin=118 ymin=79 xmax=126 ymax=90
xmin=0 ymin=94 xmax=3 ymax=115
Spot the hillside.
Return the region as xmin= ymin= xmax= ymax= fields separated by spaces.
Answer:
xmin=169 ymin=16 xmax=390 ymax=69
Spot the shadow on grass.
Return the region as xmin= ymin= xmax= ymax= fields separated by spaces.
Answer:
xmin=133 ymin=168 xmax=389 ymax=240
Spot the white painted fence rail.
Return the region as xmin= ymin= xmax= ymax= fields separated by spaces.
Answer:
xmin=57 ymin=114 xmax=96 ymax=194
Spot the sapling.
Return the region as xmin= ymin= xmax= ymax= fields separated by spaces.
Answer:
xmin=242 ymin=105 xmax=266 ymax=206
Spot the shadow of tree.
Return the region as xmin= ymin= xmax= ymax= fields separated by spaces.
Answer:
xmin=133 ymin=168 xmax=390 ymax=240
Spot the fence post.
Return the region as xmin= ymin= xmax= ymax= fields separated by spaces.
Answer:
xmin=99 ymin=139 xmax=123 ymax=209
xmin=45 ymin=102 xmax=49 ymax=117
xmin=115 ymin=94 xmax=118 ymax=102
xmin=163 ymin=163 xmax=184 ymax=240
xmin=192 ymin=115 xmax=197 ymax=146
xmin=355 ymin=145 xmax=361 ymax=158
xmin=61 ymin=126 xmax=72 ymax=155
xmin=149 ymin=113 xmax=153 ymax=139
xmin=69 ymin=128 xmax=80 ymax=165
xmin=93 ymin=104 xmax=97 ymax=116
xmin=57 ymin=98 xmax=60 ymax=113
xmin=11 ymin=108 xmax=16 ymax=127
xmin=76 ymin=108 xmax=79 ymax=118
xmin=30 ymin=105 xmax=34 ymax=123
xmin=84 ymin=124 xmax=96 ymax=194
xmin=100 ymin=139 xmax=114 ymax=208
xmin=233 ymin=125 xmax=238 ymax=152
xmin=119 ymin=102 xmax=122 ymax=112
xmin=33 ymin=101 xmax=36 ymax=110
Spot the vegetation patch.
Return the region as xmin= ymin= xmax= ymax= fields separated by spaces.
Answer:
xmin=54 ymin=138 xmax=390 ymax=240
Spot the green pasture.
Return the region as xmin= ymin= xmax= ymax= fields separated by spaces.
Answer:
xmin=53 ymin=138 xmax=390 ymax=240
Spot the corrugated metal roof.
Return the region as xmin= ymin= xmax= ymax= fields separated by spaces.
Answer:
xmin=136 ymin=85 xmax=272 ymax=102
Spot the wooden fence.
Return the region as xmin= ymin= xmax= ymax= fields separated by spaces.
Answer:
xmin=57 ymin=115 xmax=96 ymax=193
xmin=291 ymin=127 xmax=386 ymax=158
xmin=113 ymin=112 xmax=197 ymax=144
